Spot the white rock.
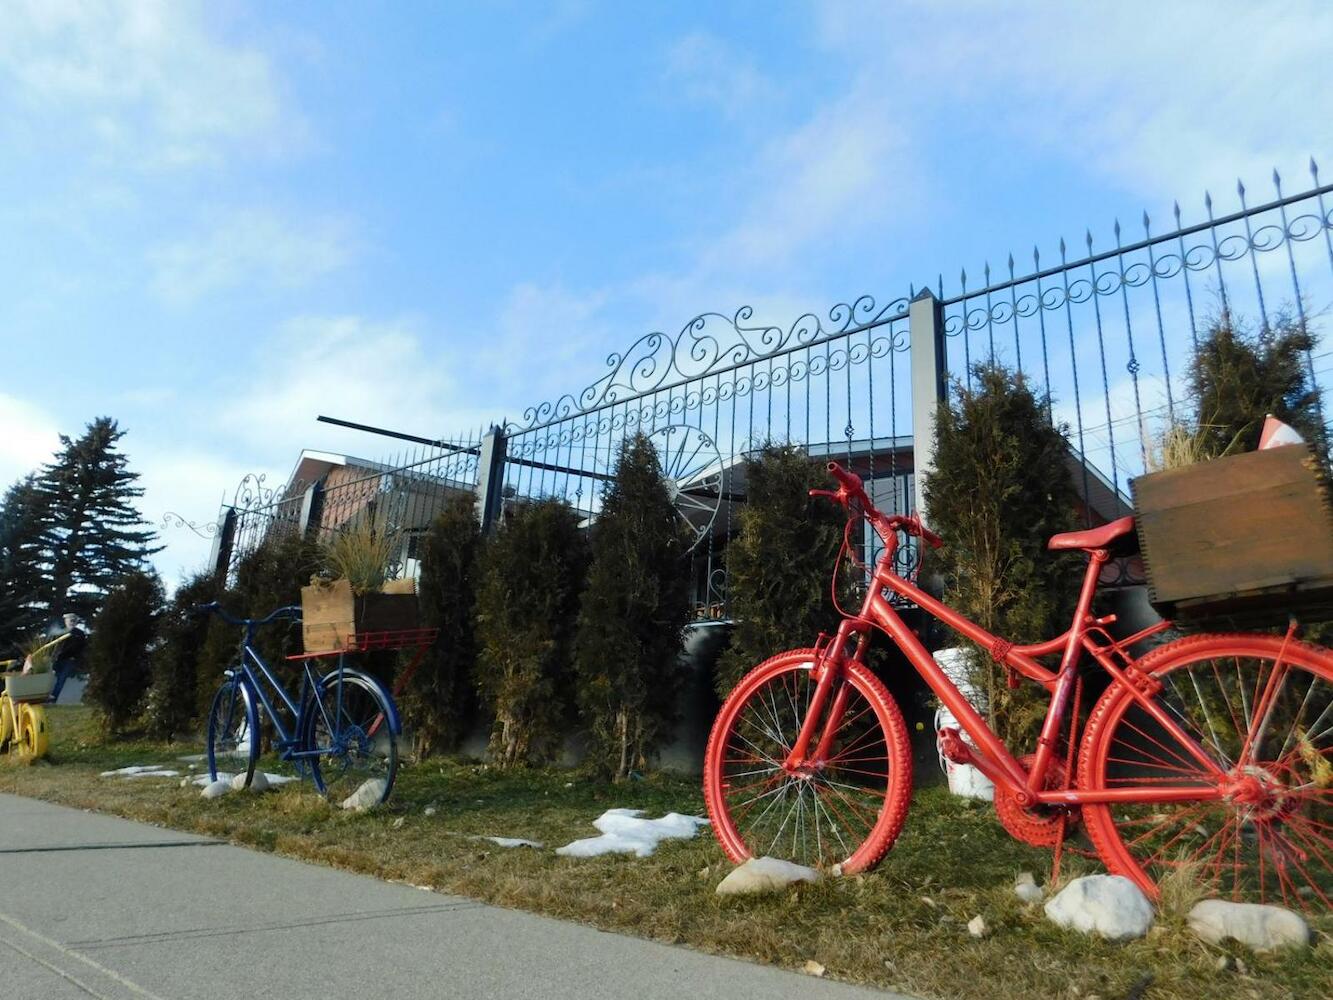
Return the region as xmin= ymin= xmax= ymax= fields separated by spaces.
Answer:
xmin=1187 ymin=900 xmax=1310 ymax=951
xmin=423 ymin=806 xmax=437 ymax=817
xmin=248 ymin=771 xmax=270 ymax=793
xmin=967 ymin=915 xmax=987 ymax=938
xmin=715 ymin=856 xmax=820 ymax=895
xmin=200 ymin=778 xmax=231 ymax=799
xmin=1015 ymin=872 xmax=1043 ymax=903
xmin=341 ymin=778 xmax=387 ymax=811
xmin=1044 ymin=875 xmax=1154 ymax=941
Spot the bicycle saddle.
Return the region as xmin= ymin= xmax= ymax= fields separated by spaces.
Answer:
xmin=1047 ymin=515 xmax=1137 ymax=553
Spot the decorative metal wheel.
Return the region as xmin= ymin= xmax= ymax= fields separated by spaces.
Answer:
xmin=647 ymin=424 xmax=723 ymax=554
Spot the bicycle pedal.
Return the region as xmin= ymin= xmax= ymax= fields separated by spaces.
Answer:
xmin=937 ymin=727 xmax=973 ymax=765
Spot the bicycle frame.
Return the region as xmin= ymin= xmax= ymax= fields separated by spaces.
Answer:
xmin=227 ymin=618 xmax=357 ymax=763
xmin=787 ymin=510 xmax=1231 ymax=811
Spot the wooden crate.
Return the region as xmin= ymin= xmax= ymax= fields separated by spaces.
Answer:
xmin=1132 ymin=444 xmax=1333 ymax=623
xmin=300 ymin=578 xmax=420 ymax=653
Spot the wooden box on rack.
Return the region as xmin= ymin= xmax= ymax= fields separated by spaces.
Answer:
xmin=300 ymin=578 xmax=420 ymax=653
xmin=1132 ymin=443 xmax=1333 ymax=623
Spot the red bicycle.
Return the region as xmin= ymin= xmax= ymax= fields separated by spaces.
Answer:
xmin=704 ymin=461 xmax=1333 ymax=909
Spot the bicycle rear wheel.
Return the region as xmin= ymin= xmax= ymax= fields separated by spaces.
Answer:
xmin=300 ymin=667 xmax=398 ymax=806
xmin=1080 ymin=632 xmax=1333 ymax=910
xmin=704 ymin=648 xmax=912 ymax=874
xmin=206 ymin=675 xmax=258 ymax=788
xmin=17 ymin=703 xmax=47 ymax=759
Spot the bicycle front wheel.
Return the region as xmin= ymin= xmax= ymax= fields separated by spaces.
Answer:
xmin=300 ymin=667 xmax=399 ymax=806
xmin=1080 ymin=632 xmax=1333 ymax=910
xmin=206 ymin=675 xmax=258 ymax=788
xmin=704 ymin=648 xmax=912 ymax=874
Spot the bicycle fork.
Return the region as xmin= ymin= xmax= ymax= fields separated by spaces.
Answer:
xmin=783 ymin=623 xmax=872 ymax=772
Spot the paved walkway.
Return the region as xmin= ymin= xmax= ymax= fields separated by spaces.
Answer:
xmin=0 ymin=794 xmax=908 ymax=999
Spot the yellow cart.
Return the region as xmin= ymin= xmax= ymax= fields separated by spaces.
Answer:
xmin=0 ymin=635 xmax=65 ymax=760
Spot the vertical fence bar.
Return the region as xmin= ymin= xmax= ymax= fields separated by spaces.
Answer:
xmin=909 ymin=288 xmax=946 ymax=521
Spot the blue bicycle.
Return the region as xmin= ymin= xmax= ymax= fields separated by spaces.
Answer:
xmin=196 ymin=602 xmax=403 ymax=806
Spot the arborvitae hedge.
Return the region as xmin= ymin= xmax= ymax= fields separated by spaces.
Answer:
xmin=85 ymin=569 xmax=164 ymax=735
xmin=1189 ymin=310 xmax=1324 ymax=455
xmin=924 ymin=365 xmax=1080 ymax=748
xmin=402 ymin=495 xmax=481 ymax=757
xmin=194 ymin=531 xmax=322 ymax=718
xmin=574 ymin=434 xmax=692 ymax=780
xmin=714 ymin=444 xmax=846 ymax=698
xmin=475 ymin=498 xmax=588 ymax=767
xmin=144 ymin=571 xmax=221 ymax=741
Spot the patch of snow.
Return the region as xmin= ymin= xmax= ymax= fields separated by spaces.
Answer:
xmin=487 ymin=837 xmax=543 ymax=849
xmin=263 ymin=773 xmax=297 ymax=785
xmin=124 ymin=769 xmax=179 ymax=779
xmin=341 ymin=778 xmax=387 ymax=811
xmin=715 ymin=856 xmax=819 ymax=895
xmin=555 ymin=808 xmax=709 ymax=859
xmin=967 ymin=915 xmax=988 ymax=938
xmin=1014 ymin=872 xmax=1043 ymax=903
xmin=100 ymin=765 xmax=164 ymax=777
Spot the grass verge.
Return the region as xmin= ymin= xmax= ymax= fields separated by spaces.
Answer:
xmin=2 ymin=706 xmax=1330 ymax=1000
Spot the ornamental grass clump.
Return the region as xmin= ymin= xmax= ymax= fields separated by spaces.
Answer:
xmin=325 ymin=523 xmax=398 ymax=594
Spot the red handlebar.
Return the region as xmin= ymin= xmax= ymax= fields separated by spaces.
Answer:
xmin=813 ymin=461 xmax=944 ymax=549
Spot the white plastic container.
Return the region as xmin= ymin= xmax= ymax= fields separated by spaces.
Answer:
xmin=3 ymin=671 xmax=56 ymax=703
xmin=932 ymin=648 xmax=994 ymax=801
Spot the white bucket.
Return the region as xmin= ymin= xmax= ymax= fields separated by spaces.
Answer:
xmin=932 ymin=648 xmax=994 ymax=801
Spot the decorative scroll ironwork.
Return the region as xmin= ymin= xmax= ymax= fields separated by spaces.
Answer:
xmin=941 ymin=190 xmax=1333 ymax=342
xmin=160 ymin=512 xmax=221 ymax=539
xmin=506 ymin=295 xmax=910 ymax=435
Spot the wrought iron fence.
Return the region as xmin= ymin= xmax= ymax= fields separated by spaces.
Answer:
xmin=208 ymin=160 xmax=1333 ymax=614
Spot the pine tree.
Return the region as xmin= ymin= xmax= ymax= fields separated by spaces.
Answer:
xmin=714 ymin=444 xmax=846 ymax=698
xmin=1189 ymin=310 xmax=1324 ymax=455
xmin=574 ymin=434 xmax=692 ymax=780
xmin=34 ymin=418 xmax=162 ymax=624
xmin=924 ymin=365 xmax=1080 ymax=748
xmin=85 ymin=570 xmax=164 ymax=735
xmin=0 ymin=476 xmax=47 ymax=651
xmin=402 ymin=495 xmax=481 ymax=757
xmin=475 ymin=498 xmax=588 ymax=767
xmin=145 ymin=571 xmax=221 ymax=741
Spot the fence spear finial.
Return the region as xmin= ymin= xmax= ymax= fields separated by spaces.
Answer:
xmin=1085 ymin=229 xmax=1094 ymax=252
xmin=1142 ymin=210 xmax=1150 ymax=235
xmin=1058 ymin=236 xmax=1067 ymax=262
xmin=1236 ymin=177 xmax=1246 ymax=199
xmin=1272 ymin=166 xmax=1282 ymax=193
xmin=1310 ymin=156 xmax=1320 ymax=183
xmin=1204 ymin=189 xmax=1213 ymax=214
xmin=1173 ymin=200 xmax=1182 ymax=227
xmin=1007 ymin=252 xmax=1014 ymax=277
xmin=1032 ymin=245 xmax=1040 ymax=268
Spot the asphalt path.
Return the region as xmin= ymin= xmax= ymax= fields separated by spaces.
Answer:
xmin=0 ymin=793 xmax=909 ymax=999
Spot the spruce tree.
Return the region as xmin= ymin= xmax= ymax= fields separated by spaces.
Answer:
xmin=85 ymin=569 xmax=164 ymax=735
xmin=402 ymin=495 xmax=481 ymax=757
xmin=34 ymin=418 xmax=162 ymax=624
xmin=574 ymin=434 xmax=692 ymax=780
xmin=1189 ymin=310 xmax=1324 ymax=455
xmin=924 ymin=365 xmax=1080 ymax=748
xmin=0 ymin=476 xmax=47 ymax=650
xmin=475 ymin=498 xmax=588 ymax=767
xmin=714 ymin=444 xmax=846 ymax=697
xmin=145 ymin=571 xmax=221 ymax=741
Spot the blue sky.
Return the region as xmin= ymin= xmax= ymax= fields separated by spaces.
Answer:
xmin=2 ymin=0 xmax=1330 ymax=580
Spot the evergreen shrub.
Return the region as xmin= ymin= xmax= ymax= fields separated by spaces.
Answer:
xmin=713 ymin=444 xmax=846 ymax=698
xmin=402 ymin=495 xmax=481 ymax=757
xmin=144 ymin=571 xmax=221 ymax=741
xmin=85 ymin=569 xmax=165 ymax=734
xmin=574 ymin=434 xmax=692 ymax=780
xmin=924 ymin=365 xmax=1080 ymax=749
xmin=475 ymin=498 xmax=587 ymax=767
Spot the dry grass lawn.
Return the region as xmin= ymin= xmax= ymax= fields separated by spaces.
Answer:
xmin=2 ymin=706 xmax=1330 ymax=1000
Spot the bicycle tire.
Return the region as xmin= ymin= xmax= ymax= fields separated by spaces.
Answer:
xmin=703 ymin=648 xmax=912 ymax=874
xmin=299 ymin=667 xmax=399 ymax=806
xmin=206 ymin=675 xmax=258 ymax=789
xmin=1080 ymin=632 xmax=1333 ymax=910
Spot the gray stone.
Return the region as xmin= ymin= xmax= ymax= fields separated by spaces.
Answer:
xmin=966 ymin=915 xmax=987 ymax=938
xmin=1014 ymin=872 xmax=1043 ymax=903
xmin=715 ymin=856 xmax=820 ymax=895
xmin=1044 ymin=875 xmax=1154 ymax=941
xmin=340 ymin=778 xmax=387 ymax=812
xmin=1187 ymin=900 xmax=1310 ymax=951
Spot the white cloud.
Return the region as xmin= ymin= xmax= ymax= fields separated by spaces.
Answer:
xmin=0 ymin=0 xmax=300 ymax=167
xmin=664 ymin=32 xmax=773 ymax=118
xmin=149 ymin=210 xmax=354 ymax=304
xmin=0 ymin=393 xmax=61 ymax=488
